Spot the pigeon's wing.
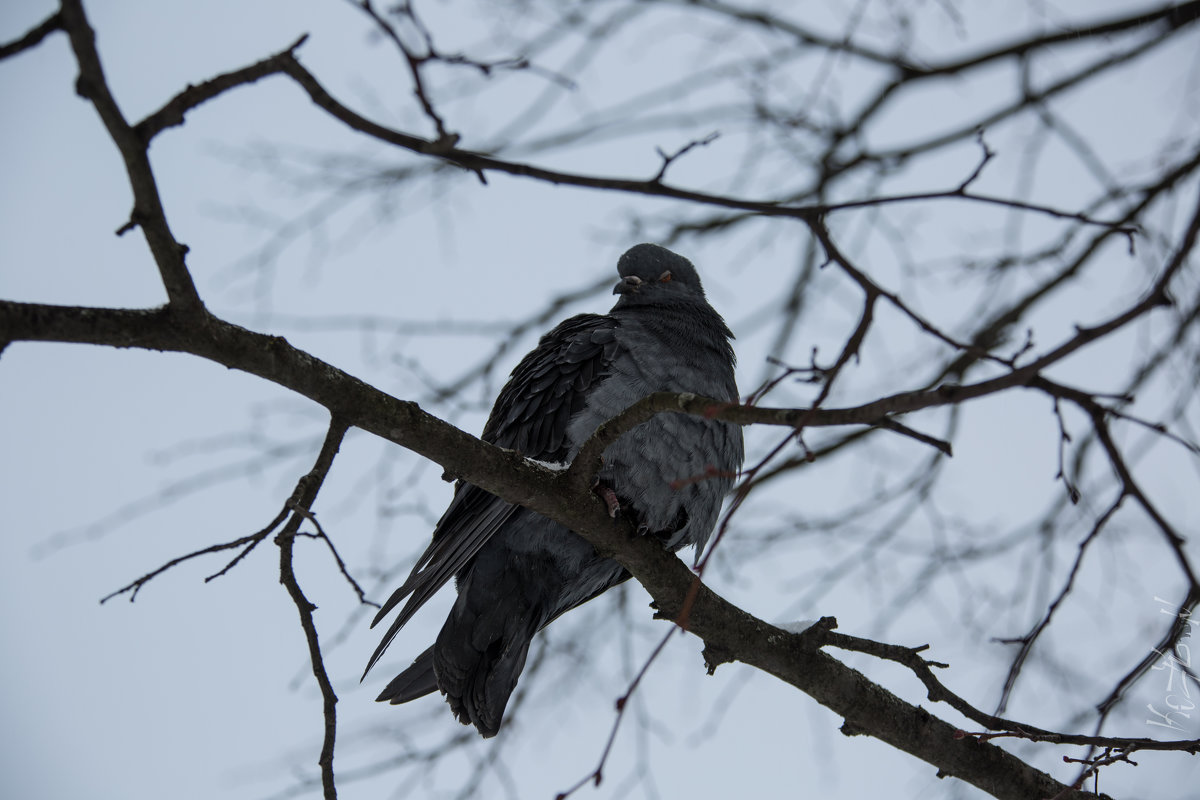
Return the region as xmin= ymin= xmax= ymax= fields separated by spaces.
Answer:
xmin=363 ymin=313 xmax=619 ymax=678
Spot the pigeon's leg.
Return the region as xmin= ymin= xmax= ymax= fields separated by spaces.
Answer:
xmin=592 ymin=480 xmax=621 ymax=518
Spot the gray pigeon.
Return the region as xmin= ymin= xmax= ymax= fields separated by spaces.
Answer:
xmin=364 ymin=243 xmax=743 ymax=737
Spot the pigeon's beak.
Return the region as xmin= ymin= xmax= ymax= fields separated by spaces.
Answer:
xmin=613 ymin=275 xmax=643 ymax=295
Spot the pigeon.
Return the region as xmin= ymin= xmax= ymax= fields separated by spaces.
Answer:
xmin=364 ymin=243 xmax=743 ymax=737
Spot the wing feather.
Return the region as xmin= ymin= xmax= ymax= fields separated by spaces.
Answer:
xmin=364 ymin=313 xmax=619 ymax=678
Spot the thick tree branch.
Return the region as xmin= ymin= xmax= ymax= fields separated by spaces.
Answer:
xmin=0 ymin=301 xmax=565 ymax=511
xmin=0 ymin=296 xmax=1165 ymax=798
xmin=568 ymin=519 xmax=1107 ymax=799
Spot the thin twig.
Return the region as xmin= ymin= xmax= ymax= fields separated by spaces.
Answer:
xmin=276 ymin=418 xmax=350 ymax=800
xmin=556 ymin=628 xmax=679 ymax=799
xmin=98 ymin=507 xmax=287 ymax=603
xmin=0 ymin=11 xmax=61 ymax=61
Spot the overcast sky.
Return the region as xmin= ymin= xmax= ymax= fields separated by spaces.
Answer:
xmin=2 ymin=1 xmax=1198 ymax=799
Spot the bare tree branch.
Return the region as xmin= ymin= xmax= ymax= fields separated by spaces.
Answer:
xmin=0 ymin=10 xmax=61 ymax=61
xmin=58 ymin=0 xmax=203 ymax=312
xmin=276 ymin=418 xmax=351 ymax=800
xmin=6 ymin=2 xmax=1200 ymax=797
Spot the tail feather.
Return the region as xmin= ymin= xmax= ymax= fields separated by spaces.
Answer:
xmin=432 ymin=580 xmax=544 ymax=737
xmin=376 ymin=646 xmax=438 ymax=704
xmin=373 ymin=513 xmax=625 ymax=737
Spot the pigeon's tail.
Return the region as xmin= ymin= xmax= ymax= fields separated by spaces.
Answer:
xmin=431 ymin=568 xmax=546 ymax=738
xmin=375 ymin=646 xmax=439 ymax=704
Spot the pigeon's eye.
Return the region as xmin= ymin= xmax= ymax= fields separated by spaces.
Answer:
xmin=658 ymin=271 xmax=673 ymax=283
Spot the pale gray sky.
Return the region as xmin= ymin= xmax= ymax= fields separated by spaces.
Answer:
xmin=2 ymin=1 xmax=1197 ymax=799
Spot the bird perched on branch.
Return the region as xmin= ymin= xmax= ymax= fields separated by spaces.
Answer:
xmin=364 ymin=243 xmax=743 ymax=737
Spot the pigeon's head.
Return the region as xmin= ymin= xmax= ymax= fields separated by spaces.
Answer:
xmin=612 ymin=244 xmax=707 ymax=306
